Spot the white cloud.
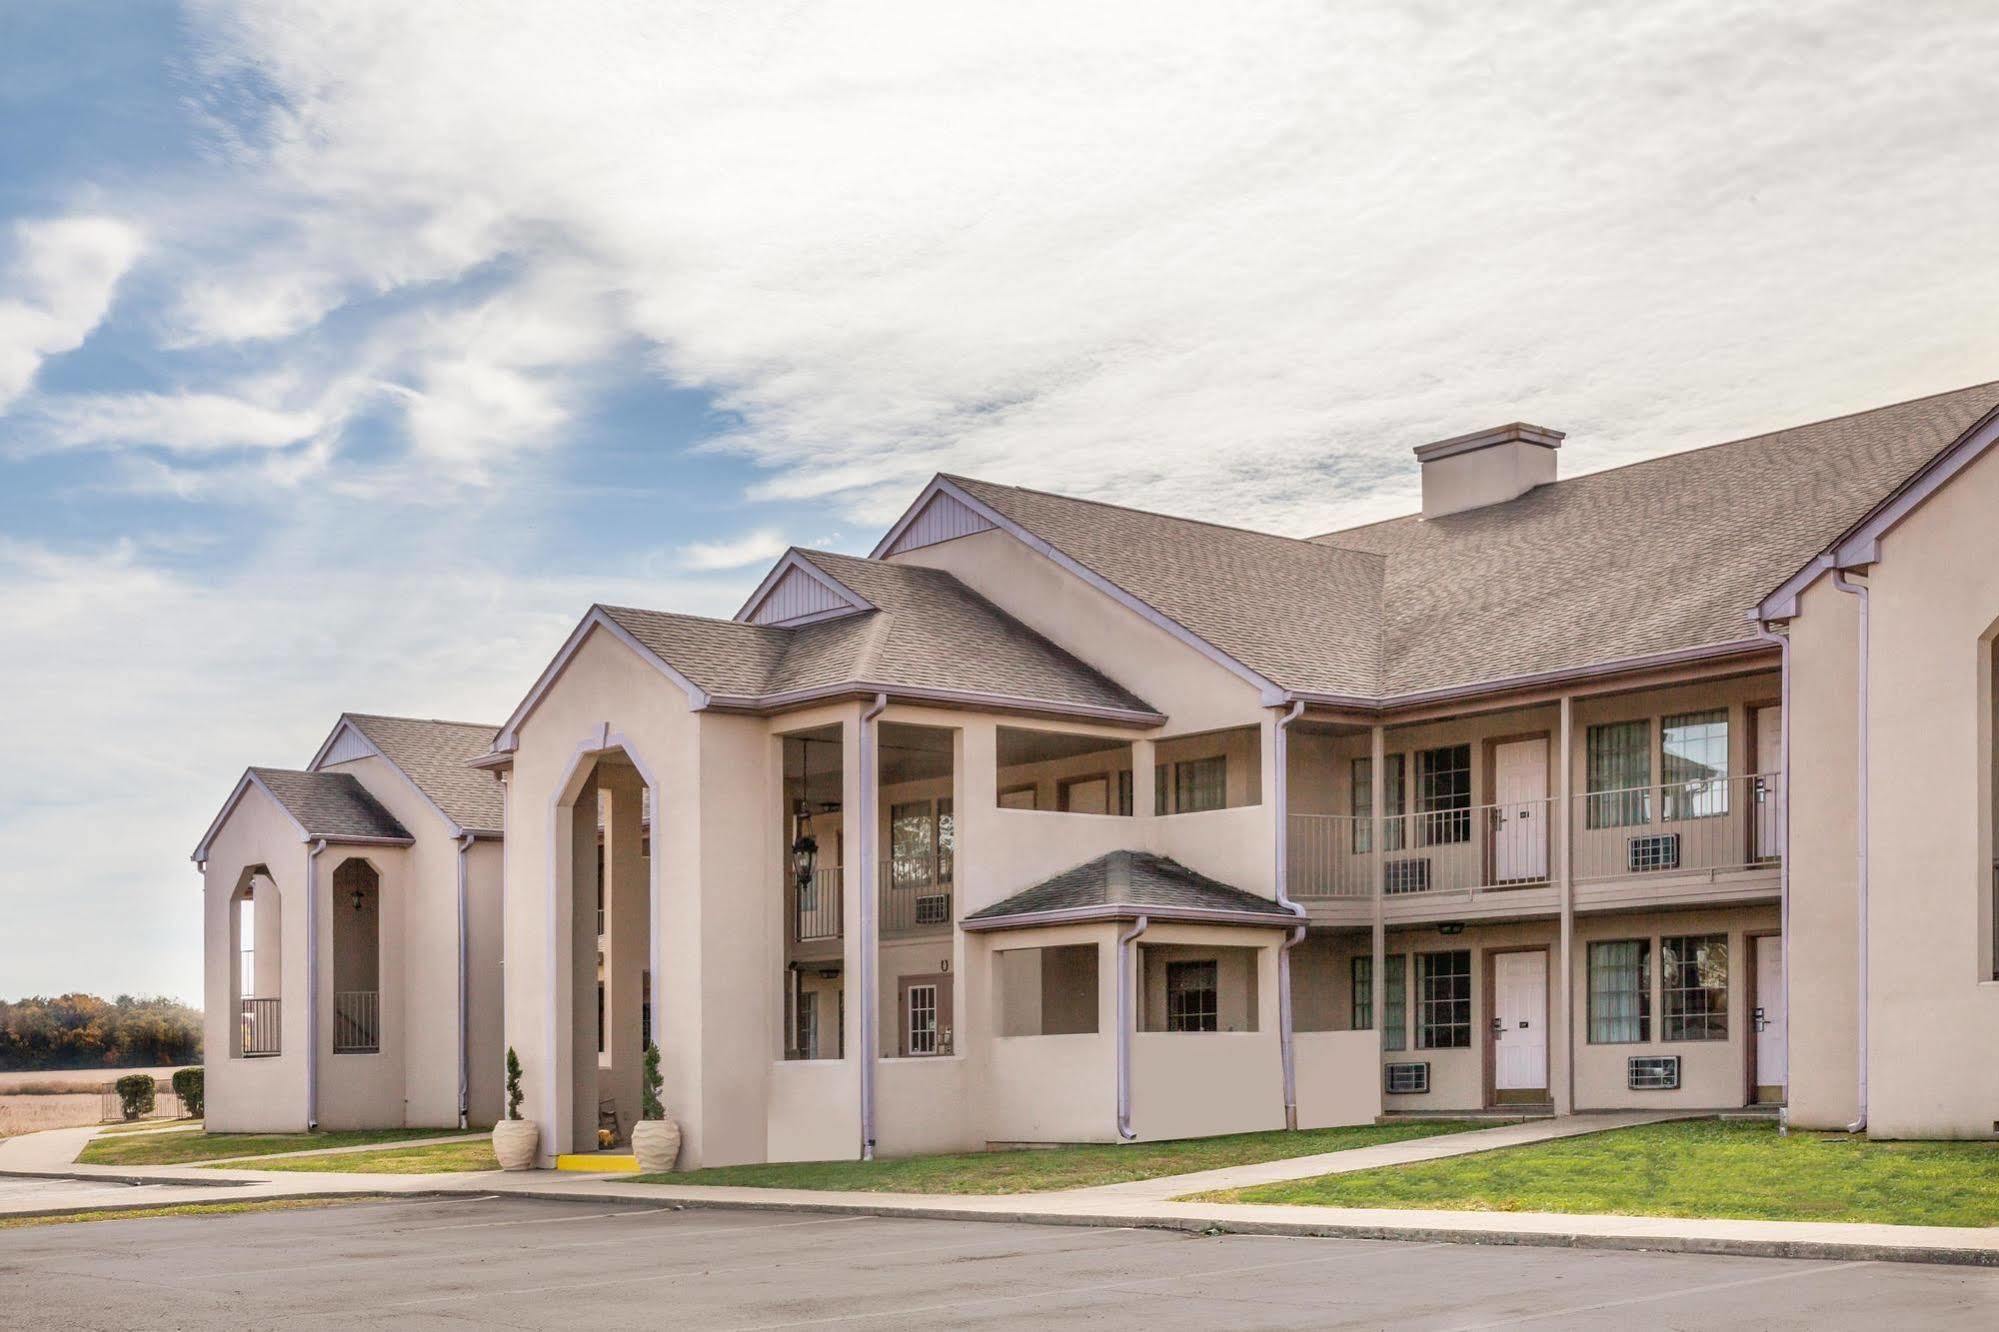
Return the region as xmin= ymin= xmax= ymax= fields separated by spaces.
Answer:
xmin=28 ymin=391 xmax=323 ymax=453
xmin=677 ymin=527 xmax=789 ymax=572
xmin=0 ymin=216 xmax=143 ymax=411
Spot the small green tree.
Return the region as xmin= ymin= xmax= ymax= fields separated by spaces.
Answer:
xmin=640 ymin=1042 xmax=664 ymax=1121
xmin=505 ymin=1047 xmax=525 ymax=1121
xmin=114 ymin=1073 xmax=156 ymax=1121
xmin=171 ymin=1066 xmax=204 ymax=1118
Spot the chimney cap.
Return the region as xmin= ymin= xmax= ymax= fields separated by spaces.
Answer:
xmin=1413 ymin=422 xmax=1565 ymax=463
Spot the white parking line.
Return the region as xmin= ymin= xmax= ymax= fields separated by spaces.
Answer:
xmin=1440 ymin=1259 xmax=1875 ymax=1329
xmin=404 ymin=1202 xmax=678 ymax=1232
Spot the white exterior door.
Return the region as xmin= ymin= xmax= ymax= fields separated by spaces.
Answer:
xmin=1755 ymin=935 xmax=1787 ymax=1090
xmin=1493 ymin=950 xmax=1548 ymax=1091
xmin=1492 ymin=739 xmax=1549 ymax=881
xmin=1753 ymin=705 xmax=1783 ymax=860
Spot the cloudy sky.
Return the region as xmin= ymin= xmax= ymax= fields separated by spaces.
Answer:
xmin=3 ymin=1 xmax=1997 ymax=1002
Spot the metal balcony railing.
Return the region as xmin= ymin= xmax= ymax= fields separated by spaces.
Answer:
xmin=794 ymin=867 xmax=843 ymax=942
xmin=1290 ymin=774 xmax=1783 ymax=900
xmin=333 ymin=990 xmax=380 ymax=1053
xmin=880 ymin=865 xmax=953 ymax=937
xmin=239 ymin=996 xmax=280 ymax=1057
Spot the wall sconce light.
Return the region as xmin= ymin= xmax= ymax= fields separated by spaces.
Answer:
xmin=1437 ymin=921 xmax=1465 ymax=936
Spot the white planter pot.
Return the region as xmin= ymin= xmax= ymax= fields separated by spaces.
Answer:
xmin=492 ymin=1118 xmax=541 ymax=1171
xmin=631 ymin=1118 xmax=682 ymax=1173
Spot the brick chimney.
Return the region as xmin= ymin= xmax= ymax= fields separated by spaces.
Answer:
xmin=1414 ymin=423 xmax=1564 ymax=519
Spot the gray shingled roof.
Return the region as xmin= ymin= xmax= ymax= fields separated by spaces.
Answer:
xmin=933 ymin=381 xmax=1999 ymax=700
xmin=962 ymin=850 xmax=1298 ymax=927
xmin=250 ymin=768 xmax=411 ymax=843
xmin=1317 ymin=380 xmax=1999 ymax=695
xmin=342 ymin=715 xmax=504 ymax=835
xmin=599 ymin=552 xmax=1157 ymax=718
xmin=946 ymin=474 xmax=1385 ymax=697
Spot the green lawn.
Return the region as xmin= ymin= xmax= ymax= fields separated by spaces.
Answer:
xmin=638 ymin=1121 xmax=1494 ymax=1195
xmin=97 ymin=1118 xmax=203 ymax=1135
xmin=224 ymin=1139 xmax=500 ymax=1174
xmin=1206 ymin=1119 xmax=1999 ymax=1228
xmin=78 ymin=1127 xmax=458 ymax=1167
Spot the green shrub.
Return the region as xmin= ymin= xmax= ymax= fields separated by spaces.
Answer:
xmin=641 ymin=1042 xmax=663 ymax=1121
xmin=115 ymin=1073 xmax=156 ymax=1121
xmin=505 ymin=1047 xmax=524 ymax=1121
xmin=171 ymin=1066 xmax=204 ymax=1117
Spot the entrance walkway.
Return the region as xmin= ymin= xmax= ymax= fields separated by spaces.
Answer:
xmin=1070 ymin=1110 xmax=1684 ymax=1201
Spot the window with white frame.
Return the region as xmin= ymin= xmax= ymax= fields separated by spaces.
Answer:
xmin=1351 ymin=953 xmax=1407 ymax=1052
xmin=1662 ymin=934 xmax=1728 ymax=1040
xmin=1165 ymin=960 xmax=1219 ymax=1032
xmin=1661 ymin=710 xmax=1730 ymax=819
xmin=1587 ymin=720 xmax=1652 ymax=829
xmin=1415 ymin=745 xmax=1471 ymax=846
xmin=1587 ymin=939 xmax=1650 ymax=1043
xmin=1350 ymin=755 xmax=1408 ymax=853
xmin=904 ymin=983 xmax=938 ymax=1055
xmin=1158 ymin=756 xmax=1227 ymax=814
xmin=890 ymin=799 xmax=951 ymax=889
xmin=1416 ymin=950 xmax=1471 ymax=1049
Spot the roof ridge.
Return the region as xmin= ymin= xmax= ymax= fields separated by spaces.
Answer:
xmin=599 ymin=602 xmax=790 ymax=635
xmin=1310 ymin=377 xmax=1999 ymax=542
xmin=943 ymin=473 xmax=1383 ymax=561
xmin=346 ymin=712 xmax=499 ymax=731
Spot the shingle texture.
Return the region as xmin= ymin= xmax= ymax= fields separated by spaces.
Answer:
xmin=250 ymin=768 xmax=411 ymax=843
xmin=1316 ymin=381 xmax=1999 ymax=694
xmin=601 ymin=551 xmax=1156 ymax=716
xmin=963 ymin=850 xmax=1297 ymax=924
xmin=342 ymin=715 xmax=504 ymax=834
xmin=930 ymin=382 xmax=1999 ymax=699
xmin=947 ymin=475 xmax=1385 ymax=696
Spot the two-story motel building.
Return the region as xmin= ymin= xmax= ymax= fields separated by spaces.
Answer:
xmin=194 ymin=380 xmax=1999 ymax=1165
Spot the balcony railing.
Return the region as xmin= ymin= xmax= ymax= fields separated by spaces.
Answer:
xmin=1573 ymin=773 xmax=1781 ymax=883
xmin=795 ymin=867 xmax=843 ymax=942
xmin=239 ymin=996 xmax=280 ymax=1057
xmin=333 ymin=989 xmax=380 ymax=1053
xmin=1290 ymin=773 xmax=1782 ymax=901
xmin=880 ymin=866 xmax=953 ymax=937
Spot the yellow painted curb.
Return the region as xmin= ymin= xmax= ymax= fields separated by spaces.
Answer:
xmin=555 ymin=1153 xmax=640 ymax=1173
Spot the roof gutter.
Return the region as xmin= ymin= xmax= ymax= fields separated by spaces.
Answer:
xmin=1115 ymin=914 xmax=1149 ymax=1141
xmin=1749 ymin=615 xmax=1793 ymax=1134
xmin=1833 ymin=570 xmax=1870 ymax=1135
xmin=959 ymin=902 xmax=1301 ymax=932
xmin=305 ymin=837 xmax=327 ymax=1132
xmin=703 ymin=683 xmax=1164 ymax=730
xmin=858 ymin=692 xmax=888 ymax=1161
xmin=1272 ymin=700 xmax=1308 ymax=1132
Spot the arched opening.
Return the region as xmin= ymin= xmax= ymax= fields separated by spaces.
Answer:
xmin=231 ymin=865 xmax=281 ymax=1057
xmin=558 ymin=745 xmax=655 ymax=1154
xmin=332 ymin=859 xmax=381 ymax=1054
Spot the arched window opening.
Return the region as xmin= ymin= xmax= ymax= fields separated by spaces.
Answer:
xmin=332 ymin=859 xmax=381 ymax=1053
xmin=233 ymin=867 xmax=280 ymax=1057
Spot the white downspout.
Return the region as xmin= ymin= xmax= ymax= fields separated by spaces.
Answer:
xmin=1833 ymin=571 xmax=1869 ymax=1134
xmin=456 ymin=831 xmax=475 ymax=1130
xmin=1750 ymin=618 xmax=1793 ymax=1132
xmin=858 ymin=692 xmax=888 ymax=1160
xmin=1272 ymin=700 xmax=1307 ymax=1132
xmin=306 ymin=837 xmax=327 ymax=1132
xmin=1115 ymin=915 xmax=1151 ymax=1141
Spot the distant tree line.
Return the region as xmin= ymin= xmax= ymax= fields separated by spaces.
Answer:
xmin=0 ymin=994 xmax=202 ymax=1071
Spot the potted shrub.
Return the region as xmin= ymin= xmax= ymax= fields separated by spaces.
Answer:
xmin=630 ymin=1042 xmax=681 ymax=1172
xmin=491 ymin=1047 xmax=540 ymax=1170
xmin=114 ymin=1073 xmax=156 ymax=1122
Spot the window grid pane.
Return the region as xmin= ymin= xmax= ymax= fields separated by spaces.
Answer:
xmin=1662 ymin=710 xmax=1730 ymax=820
xmin=1384 ymin=954 xmax=1406 ymax=1052
xmin=1416 ymin=950 xmax=1471 ymax=1049
xmin=890 ymin=800 xmax=935 ymax=888
xmin=1166 ymin=960 xmax=1219 ymax=1032
xmin=1416 ymin=745 xmax=1471 ymax=846
xmin=1662 ymin=934 xmax=1729 ymax=1040
xmin=1587 ymin=939 xmax=1651 ymax=1043
xmin=1175 ymin=757 xmax=1228 ymax=813
xmin=1350 ymin=955 xmax=1371 ymax=1031
xmin=906 ymin=984 xmax=938 ymax=1055
xmin=1587 ymin=721 xmax=1652 ymax=829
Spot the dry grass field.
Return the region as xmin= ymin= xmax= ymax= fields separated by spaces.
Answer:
xmin=0 ymin=1067 xmax=195 ymax=1138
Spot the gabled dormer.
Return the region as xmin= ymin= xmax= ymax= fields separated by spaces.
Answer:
xmin=734 ymin=549 xmax=876 ymax=627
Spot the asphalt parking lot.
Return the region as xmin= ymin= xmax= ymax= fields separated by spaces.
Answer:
xmin=4 ymin=1194 xmax=1998 ymax=1329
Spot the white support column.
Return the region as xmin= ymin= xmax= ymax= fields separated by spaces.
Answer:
xmin=1556 ymin=694 xmax=1576 ymax=1115
xmin=1370 ymin=725 xmax=1387 ymax=1064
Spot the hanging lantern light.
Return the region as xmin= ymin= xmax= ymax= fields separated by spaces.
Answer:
xmin=791 ymin=738 xmax=819 ymax=895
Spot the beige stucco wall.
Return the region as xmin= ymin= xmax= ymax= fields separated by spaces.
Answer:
xmin=1851 ymin=437 xmax=1999 ymax=1137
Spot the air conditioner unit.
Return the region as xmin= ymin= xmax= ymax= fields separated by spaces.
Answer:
xmin=1626 ymin=833 xmax=1681 ymax=873
xmin=1628 ymin=1055 xmax=1681 ymax=1090
xmin=1384 ymin=1062 xmax=1430 ymax=1095
xmin=914 ymin=893 xmax=950 ymax=925
xmin=1384 ymin=858 xmax=1432 ymax=895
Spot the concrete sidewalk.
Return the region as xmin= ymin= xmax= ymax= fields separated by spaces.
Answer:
xmin=6 ymin=1123 xmax=1997 ymax=1269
